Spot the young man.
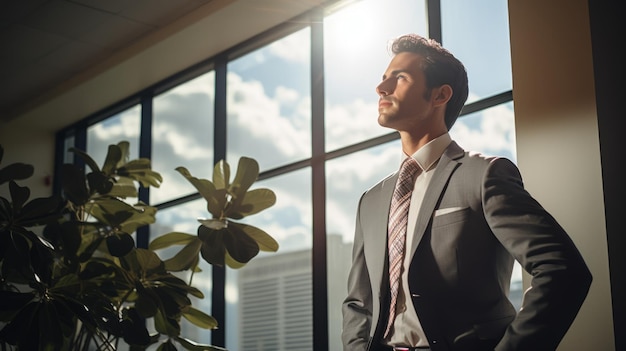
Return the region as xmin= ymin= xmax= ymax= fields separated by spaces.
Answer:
xmin=341 ymin=34 xmax=592 ymax=351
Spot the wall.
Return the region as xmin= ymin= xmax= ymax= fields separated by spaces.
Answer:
xmin=508 ymin=0 xmax=614 ymax=349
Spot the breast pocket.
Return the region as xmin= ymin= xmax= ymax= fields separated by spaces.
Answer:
xmin=432 ymin=206 xmax=469 ymax=228
xmin=428 ymin=207 xmax=471 ymax=286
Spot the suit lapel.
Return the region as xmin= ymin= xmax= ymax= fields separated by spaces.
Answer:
xmin=408 ymin=142 xmax=464 ymax=257
xmin=362 ymin=172 xmax=397 ymax=291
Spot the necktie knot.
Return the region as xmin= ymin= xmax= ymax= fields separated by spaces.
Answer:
xmin=398 ymin=157 xmax=420 ymax=183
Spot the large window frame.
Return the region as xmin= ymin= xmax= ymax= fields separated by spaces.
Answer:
xmin=54 ymin=1 xmax=514 ymax=350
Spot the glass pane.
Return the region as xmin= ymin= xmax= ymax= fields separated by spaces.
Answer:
xmin=227 ymin=28 xmax=311 ymax=172
xmin=324 ymin=0 xmax=427 ymax=151
xmin=63 ymin=135 xmax=75 ymax=163
xmin=451 ymin=101 xmax=522 ymax=307
xmin=450 ymin=102 xmax=516 ymax=162
xmin=441 ymin=0 xmax=512 ymax=103
xmin=226 ymin=168 xmax=312 ymax=351
xmin=150 ymin=199 xmax=214 ymax=345
xmin=151 ymin=72 xmax=215 ymax=205
xmin=326 ymin=140 xmax=401 ymax=351
xmin=87 ymin=105 xmax=141 ymax=167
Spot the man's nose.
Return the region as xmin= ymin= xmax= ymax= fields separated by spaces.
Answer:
xmin=376 ymin=79 xmax=393 ymax=97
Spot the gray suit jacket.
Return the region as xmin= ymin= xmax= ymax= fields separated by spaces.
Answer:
xmin=342 ymin=141 xmax=592 ymax=351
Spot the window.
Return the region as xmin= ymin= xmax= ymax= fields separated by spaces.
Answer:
xmin=227 ymin=28 xmax=312 ymax=172
xmin=151 ymin=72 xmax=215 ymax=205
xmin=57 ymin=1 xmax=516 ymax=349
xmin=87 ymin=104 xmax=140 ymax=164
xmin=441 ymin=0 xmax=513 ymax=103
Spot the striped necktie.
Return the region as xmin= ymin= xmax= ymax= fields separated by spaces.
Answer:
xmin=384 ymin=157 xmax=420 ymax=338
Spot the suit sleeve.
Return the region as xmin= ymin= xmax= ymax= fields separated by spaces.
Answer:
xmin=342 ymin=193 xmax=374 ymax=351
xmin=483 ymin=158 xmax=592 ymax=351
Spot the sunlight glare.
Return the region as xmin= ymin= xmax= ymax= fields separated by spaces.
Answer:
xmin=325 ymin=1 xmax=379 ymax=56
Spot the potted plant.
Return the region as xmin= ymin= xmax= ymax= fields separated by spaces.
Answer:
xmin=0 ymin=141 xmax=278 ymax=350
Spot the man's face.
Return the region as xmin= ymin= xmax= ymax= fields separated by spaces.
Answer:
xmin=376 ymin=52 xmax=433 ymax=132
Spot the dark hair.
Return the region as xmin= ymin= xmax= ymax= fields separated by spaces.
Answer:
xmin=389 ymin=34 xmax=469 ymax=130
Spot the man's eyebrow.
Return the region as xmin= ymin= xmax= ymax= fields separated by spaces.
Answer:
xmin=382 ymin=69 xmax=409 ymax=80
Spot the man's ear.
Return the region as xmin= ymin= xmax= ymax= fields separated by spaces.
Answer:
xmin=432 ymin=84 xmax=453 ymax=107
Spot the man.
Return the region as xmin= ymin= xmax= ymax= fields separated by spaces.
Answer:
xmin=341 ymin=34 xmax=592 ymax=351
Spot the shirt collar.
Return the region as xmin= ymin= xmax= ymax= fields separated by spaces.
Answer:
xmin=404 ymin=133 xmax=452 ymax=172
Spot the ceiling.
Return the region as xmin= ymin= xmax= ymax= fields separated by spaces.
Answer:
xmin=0 ymin=0 xmax=220 ymax=123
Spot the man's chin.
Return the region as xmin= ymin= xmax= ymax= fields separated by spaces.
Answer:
xmin=377 ymin=114 xmax=393 ymax=128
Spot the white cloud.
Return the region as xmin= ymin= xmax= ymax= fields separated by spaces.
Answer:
xmin=89 ymin=107 xmax=141 ymax=140
xmin=153 ymin=122 xmax=212 ymax=160
xmin=227 ymin=72 xmax=310 ymax=163
xmin=325 ymin=144 xmax=399 ymax=242
xmin=325 ymin=98 xmax=386 ymax=150
xmin=275 ymin=85 xmax=299 ymax=104
xmin=267 ymin=28 xmax=309 ymax=64
xmin=451 ymin=103 xmax=516 ymax=159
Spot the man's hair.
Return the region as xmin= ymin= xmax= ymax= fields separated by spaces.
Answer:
xmin=389 ymin=34 xmax=469 ymax=130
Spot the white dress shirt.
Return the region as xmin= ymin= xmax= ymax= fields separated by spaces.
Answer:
xmin=386 ymin=133 xmax=452 ymax=347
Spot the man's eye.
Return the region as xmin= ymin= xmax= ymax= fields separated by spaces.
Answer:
xmin=396 ymin=75 xmax=406 ymax=80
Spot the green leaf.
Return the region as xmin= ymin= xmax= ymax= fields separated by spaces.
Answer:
xmin=175 ymin=167 xmax=216 ymax=203
xmin=116 ymin=141 xmax=131 ymax=167
xmin=52 ymin=272 xmax=80 ymax=290
xmin=208 ymin=188 xmax=228 ymax=219
xmin=134 ymin=248 xmax=165 ymax=275
xmin=121 ymin=308 xmax=152 ymax=346
xmin=0 ymin=300 xmax=39 ymax=347
xmin=233 ymin=222 xmax=279 ymax=252
xmin=224 ymin=251 xmax=246 ymax=269
xmin=89 ymin=198 xmax=156 ymax=233
xmin=229 ymin=188 xmax=276 ymax=218
xmin=87 ymin=171 xmax=114 ymax=195
xmin=69 ymin=147 xmax=101 ymax=173
xmin=119 ymin=202 xmax=157 ymax=234
xmin=0 ymin=162 xmax=34 ymax=185
xmin=230 ymin=157 xmax=259 ymax=198
xmin=198 ymin=218 xmax=228 ymax=230
xmin=197 ymin=226 xmax=225 ymax=267
xmin=121 ymin=248 xmax=165 ymax=278
xmin=1 ymin=229 xmax=37 ymax=284
xmin=223 ymin=222 xmax=260 ymax=265
xmin=106 ymin=232 xmax=136 ymax=257
xmin=108 ymin=177 xmax=139 ymax=198
xmin=135 ymin=285 xmax=159 ymax=318
xmin=149 ymin=232 xmax=196 ymax=251
xmin=118 ymin=159 xmax=163 ymax=188
xmin=154 ymin=308 xmax=180 ymax=337
xmin=181 ymin=305 xmax=218 ymax=329
xmin=0 ymin=291 xmax=36 ymax=321
xmin=102 ymin=144 xmax=123 ymax=175
xmin=9 ymin=180 xmax=30 ymax=210
xmin=17 ymin=196 xmax=65 ymax=228
xmin=39 ymin=299 xmax=67 ymax=349
xmin=163 ymin=238 xmax=202 ymax=271
xmin=212 ymin=160 xmax=230 ymax=189
xmin=61 ymin=164 xmax=90 ymax=206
